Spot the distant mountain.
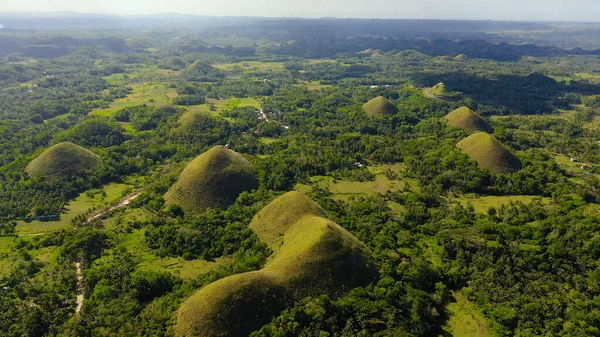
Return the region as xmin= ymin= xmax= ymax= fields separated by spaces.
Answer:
xmin=0 ymin=12 xmax=259 ymax=29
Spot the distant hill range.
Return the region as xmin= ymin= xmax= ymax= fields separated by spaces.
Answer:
xmin=1 ymin=13 xmax=600 ymax=57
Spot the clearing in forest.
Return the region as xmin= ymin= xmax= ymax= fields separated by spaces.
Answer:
xmin=444 ymin=291 xmax=493 ymax=337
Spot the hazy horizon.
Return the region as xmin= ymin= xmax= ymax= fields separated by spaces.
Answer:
xmin=0 ymin=0 xmax=599 ymax=23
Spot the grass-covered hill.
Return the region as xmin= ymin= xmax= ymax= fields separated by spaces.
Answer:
xmin=178 ymin=111 xmax=207 ymax=128
xmin=175 ymin=192 xmax=378 ymax=337
xmin=430 ymin=82 xmax=451 ymax=97
xmin=248 ymin=191 xmax=327 ymax=251
xmin=443 ymin=106 xmax=494 ymax=133
xmin=455 ymin=54 xmax=469 ymax=61
xmin=363 ymin=96 xmax=398 ymax=117
xmin=164 ymin=146 xmax=258 ymax=213
xmin=456 ymin=132 xmax=522 ymax=174
xmin=186 ymin=60 xmax=215 ymax=72
xmin=163 ymin=56 xmax=187 ymax=70
xmin=25 ymin=142 xmax=101 ymax=180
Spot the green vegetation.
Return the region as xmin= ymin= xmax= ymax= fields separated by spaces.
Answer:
xmin=430 ymin=82 xmax=451 ymax=96
xmin=163 ymin=57 xmax=187 ymax=71
xmin=362 ymin=96 xmax=398 ymax=117
xmin=25 ymin=142 xmax=101 ymax=180
xmin=3 ymin=16 xmax=600 ymax=337
xmin=164 ymin=146 xmax=259 ymax=213
xmin=249 ymin=191 xmax=326 ymax=251
xmin=176 ymin=192 xmax=377 ymax=336
xmin=443 ymin=291 xmax=493 ymax=337
xmin=444 ymin=106 xmax=494 ymax=132
xmin=456 ymin=132 xmax=522 ymax=174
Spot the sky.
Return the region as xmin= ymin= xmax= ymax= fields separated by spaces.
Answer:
xmin=0 ymin=0 xmax=598 ymax=22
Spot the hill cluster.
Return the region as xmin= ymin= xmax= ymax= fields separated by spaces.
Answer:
xmin=175 ymin=192 xmax=378 ymax=336
xmin=164 ymin=146 xmax=258 ymax=213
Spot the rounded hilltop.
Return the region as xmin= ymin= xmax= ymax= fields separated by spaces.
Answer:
xmin=249 ymin=191 xmax=326 ymax=251
xmin=177 ymin=110 xmax=213 ymax=129
xmin=163 ymin=56 xmax=187 ymax=70
xmin=455 ymin=54 xmax=469 ymax=61
xmin=175 ymin=192 xmax=378 ymax=337
xmin=443 ymin=106 xmax=494 ymax=133
xmin=363 ymin=96 xmax=398 ymax=117
xmin=430 ymin=82 xmax=451 ymax=97
xmin=26 ymin=142 xmax=101 ymax=180
xmin=164 ymin=146 xmax=258 ymax=213
xmin=186 ymin=60 xmax=215 ymax=72
xmin=456 ymin=132 xmax=522 ymax=174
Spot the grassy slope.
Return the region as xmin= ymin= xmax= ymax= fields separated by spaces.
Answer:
xmin=26 ymin=142 xmax=101 ymax=180
xmin=456 ymin=132 xmax=522 ymax=174
xmin=363 ymin=96 xmax=398 ymax=117
xmin=444 ymin=106 xmax=494 ymax=133
xmin=164 ymin=146 xmax=258 ymax=213
xmin=175 ymin=192 xmax=378 ymax=337
xmin=430 ymin=83 xmax=452 ymax=96
xmin=249 ymin=191 xmax=326 ymax=252
xmin=455 ymin=54 xmax=470 ymax=61
xmin=444 ymin=291 xmax=494 ymax=337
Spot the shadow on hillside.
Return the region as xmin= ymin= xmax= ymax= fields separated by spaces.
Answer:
xmin=412 ymin=71 xmax=600 ymax=115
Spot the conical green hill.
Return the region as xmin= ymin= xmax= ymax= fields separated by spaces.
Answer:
xmin=456 ymin=132 xmax=522 ymax=174
xmin=443 ymin=106 xmax=494 ymax=133
xmin=164 ymin=146 xmax=258 ymax=213
xmin=26 ymin=142 xmax=101 ymax=180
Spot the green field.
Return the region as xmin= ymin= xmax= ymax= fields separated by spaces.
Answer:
xmin=554 ymin=154 xmax=597 ymax=174
xmin=185 ymin=96 xmax=261 ymax=115
xmin=453 ymin=194 xmax=552 ymax=213
xmin=0 ymin=236 xmax=61 ymax=278
xmin=444 ymin=291 xmax=493 ymax=337
xmin=0 ymin=237 xmax=15 ymax=277
xmin=120 ymin=229 xmax=227 ymax=279
xmin=15 ymin=183 xmax=132 ymax=236
xmin=212 ymin=61 xmax=284 ymax=72
xmin=90 ymin=82 xmax=177 ymax=117
xmin=295 ymin=164 xmax=417 ymax=201
xmin=258 ymin=137 xmax=280 ymax=144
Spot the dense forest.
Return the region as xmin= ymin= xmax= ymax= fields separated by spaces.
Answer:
xmin=1 ymin=15 xmax=600 ymax=337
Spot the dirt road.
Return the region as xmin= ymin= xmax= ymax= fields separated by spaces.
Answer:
xmin=75 ymin=261 xmax=84 ymax=314
xmin=86 ymin=192 xmax=141 ymax=223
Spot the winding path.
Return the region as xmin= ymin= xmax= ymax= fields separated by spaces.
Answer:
xmin=423 ymin=88 xmax=439 ymax=100
xmin=86 ymin=192 xmax=141 ymax=223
